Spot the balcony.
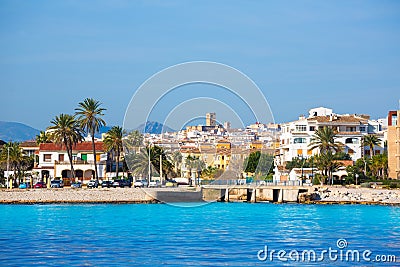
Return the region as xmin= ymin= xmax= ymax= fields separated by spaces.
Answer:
xmin=55 ymin=160 xmax=106 ymax=165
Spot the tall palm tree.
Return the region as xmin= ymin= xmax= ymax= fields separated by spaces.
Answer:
xmin=169 ymin=150 xmax=182 ymax=174
xmin=362 ymin=134 xmax=381 ymax=157
xmin=314 ymin=151 xmax=342 ymax=185
xmin=123 ymin=130 xmax=143 ymax=154
xmin=309 ymin=126 xmax=341 ymax=153
xmin=75 ymin=98 xmax=106 ymax=181
xmin=0 ymin=142 xmax=26 ymax=186
xmin=47 ymin=114 xmax=84 ymax=180
xmin=35 ymin=131 xmax=49 ymax=145
xmin=126 ymin=145 xmax=173 ymax=181
xmin=104 ymin=126 xmax=123 ymax=179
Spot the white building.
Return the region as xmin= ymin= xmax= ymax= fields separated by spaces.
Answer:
xmin=33 ymin=142 xmax=108 ymax=185
xmin=277 ymin=107 xmax=385 ymax=164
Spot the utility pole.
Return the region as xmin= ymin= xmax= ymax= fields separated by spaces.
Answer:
xmin=160 ymin=153 xmax=163 ymax=185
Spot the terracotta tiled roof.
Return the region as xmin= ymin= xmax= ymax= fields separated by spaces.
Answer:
xmin=39 ymin=142 xmax=104 ymax=152
xmin=20 ymin=141 xmax=39 ymax=148
xmin=307 ymin=115 xmax=367 ymax=123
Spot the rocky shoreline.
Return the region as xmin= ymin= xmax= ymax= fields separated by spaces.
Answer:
xmin=299 ymin=187 xmax=400 ymax=205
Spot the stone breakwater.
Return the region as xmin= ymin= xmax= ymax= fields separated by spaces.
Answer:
xmin=300 ymin=187 xmax=400 ymax=205
xmin=0 ymin=188 xmax=156 ymax=204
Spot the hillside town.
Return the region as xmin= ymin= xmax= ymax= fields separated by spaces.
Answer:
xmin=0 ymin=100 xmax=399 ymax=190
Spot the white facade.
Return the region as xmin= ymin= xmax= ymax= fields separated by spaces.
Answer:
xmin=34 ymin=142 xmax=108 ymax=184
xmin=278 ymin=107 xmax=385 ymax=164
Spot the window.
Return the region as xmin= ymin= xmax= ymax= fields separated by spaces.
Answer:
xmin=294 ymin=138 xmax=306 ymax=144
xmin=346 ymin=127 xmax=356 ymax=132
xmin=58 ymin=154 xmax=64 ymax=162
xmin=309 ymin=126 xmax=315 ymax=131
xmin=43 ymin=154 xmax=51 ymax=162
xmin=393 ymin=115 xmax=398 ymax=126
xmin=360 ymin=126 xmax=366 ymax=132
xmin=295 ymin=125 xmax=307 ymax=132
xmin=345 ymin=138 xmax=359 ymax=144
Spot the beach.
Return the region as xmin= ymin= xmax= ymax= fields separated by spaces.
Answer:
xmin=1 ymin=186 xmax=400 ymax=205
xmin=0 ymin=188 xmax=155 ymax=204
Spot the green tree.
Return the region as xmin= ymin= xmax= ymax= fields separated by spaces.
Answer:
xmin=0 ymin=142 xmax=32 ymax=186
xmin=309 ymin=126 xmax=341 ymax=153
xmin=244 ymin=151 xmax=274 ymax=178
xmin=362 ymin=134 xmax=381 ymax=157
xmin=185 ymin=155 xmax=206 ymax=185
xmin=104 ymin=126 xmax=123 ymax=179
xmin=285 ymin=157 xmax=311 ymax=171
xmin=169 ymin=150 xmax=183 ymax=174
xmin=126 ymin=145 xmax=174 ymax=181
xmin=75 ymin=98 xmax=106 ymax=181
xmin=47 ymin=114 xmax=84 ymax=180
xmin=123 ymin=130 xmax=144 ymax=154
xmin=314 ymin=151 xmax=343 ymax=185
xmin=35 ymin=131 xmax=50 ymax=145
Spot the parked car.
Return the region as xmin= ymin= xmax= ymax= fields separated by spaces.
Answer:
xmin=71 ymin=181 xmax=82 ymax=188
xmin=165 ymin=179 xmax=177 ymax=187
xmin=34 ymin=182 xmax=47 ymax=188
xmin=50 ymin=180 xmax=64 ymax=188
xmin=134 ymin=180 xmax=148 ymax=188
xmin=112 ymin=180 xmax=132 ymax=188
xmin=87 ymin=180 xmax=99 ymax=188
xmin=19 ymin=183 xmax=28 ymax=189
xmin=148 ymin=181 xmax=161 ymax=188
xmin=101 ymin=180 xmax=113 ymax=188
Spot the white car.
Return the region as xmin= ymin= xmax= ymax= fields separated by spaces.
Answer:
xmin=134 ymin=180 xmax=148 ymax=188
xmin=148 ymin=181 xmax=161 ymax=188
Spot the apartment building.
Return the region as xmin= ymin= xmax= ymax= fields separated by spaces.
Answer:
xmin=388 ymin=110 xmax=400 ymax=179
xmin=277 ymin=107 xmax=384 ymax=164
xmin=34 ymin=142 xmax=107 ymax=184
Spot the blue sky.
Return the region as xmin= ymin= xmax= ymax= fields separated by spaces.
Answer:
xmin=0 ymin=0 xmax=399 ymax=130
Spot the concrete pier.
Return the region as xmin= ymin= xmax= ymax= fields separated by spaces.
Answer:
xmin=202 ymin=185 xmax=313 ymax=203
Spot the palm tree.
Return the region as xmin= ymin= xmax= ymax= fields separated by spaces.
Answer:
xmin=104 ymin=126 xmax=123 ymax=179
xmin=169 ymin=150 xmax=182 ymax=174
xmin=1 ymin=142 xmax=22 ymax=186
xmin=47 ymin=114 xmax=84 ymax=180
xmin=125 ymin=145 xmax=174 ymax=181
xmin=75 ymin=98 xmax=106 ymax=181
xmin=35 ymin=131 xmax=49 ymax=145
xmin=309 ymin=126 xmax=341 ymax=153
xmin=123 ymin=130 xmax=143 ymax=154
xmin=362 ymin=134 xmax=381 ymax=157
xmin=185 ymin=155 xmax=206 ymax=185
xmin=314 ymin=151 xmax=342 ymax=185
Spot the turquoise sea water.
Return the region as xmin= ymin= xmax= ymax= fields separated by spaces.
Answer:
xmin=0 ymin=203 xmax=399 ymax=266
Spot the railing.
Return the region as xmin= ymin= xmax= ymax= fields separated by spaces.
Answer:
xmin=55 ymin=160 xmax=107 ymax=165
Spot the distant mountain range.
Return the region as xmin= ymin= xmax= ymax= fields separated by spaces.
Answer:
xmin=0 ymin=121 xmax=174 ymax=142
xmin=0 ymin=121 xmax=40 ymax=142
xmin=134 ymin=121 xmax=175 ymax=134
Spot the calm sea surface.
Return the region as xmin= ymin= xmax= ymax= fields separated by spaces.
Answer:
xmin=0 ymin=203 xmax=399 ymax=266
